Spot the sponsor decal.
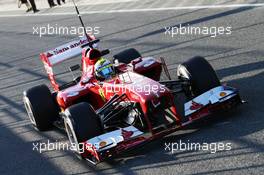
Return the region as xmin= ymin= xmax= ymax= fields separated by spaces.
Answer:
xmin=46 ymin=52 xmax=54 ymax=58
xmin=45 ymin=38 xmax=89 ymax=58
xmin=121 ymin=129 xmax=133 ymax=140
xmin=99 ymin=88 xmax=106 ymax=102
xmin=190 ymin=101 xmax=204 ymax=110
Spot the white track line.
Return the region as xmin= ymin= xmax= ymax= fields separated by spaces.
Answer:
xmin=0 ymin=3 xmax=264 ymax=17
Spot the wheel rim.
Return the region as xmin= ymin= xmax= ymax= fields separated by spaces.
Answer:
xmin=65 ymin=120 xmax=80 ymax=154
xmin=23 ymin=96 xmax=36 ymax=126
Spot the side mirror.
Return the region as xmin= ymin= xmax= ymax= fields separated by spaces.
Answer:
xmin=131 ymin=57 xmax=142 ymax=66
xmin=69 ymin=64 xmax=80 ymax=72
xmin=101 ymin=49 xmax=110 ymax=56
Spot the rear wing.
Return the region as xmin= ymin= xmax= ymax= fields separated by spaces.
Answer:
xmin=40 ymin=35 xmax=96 ymax=91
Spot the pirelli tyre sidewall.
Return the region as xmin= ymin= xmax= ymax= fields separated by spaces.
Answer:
xmin=23 ymin=84 xmax=58 ymax=131
xmin=64 ymin=116 xmax=84 ymax=159
xmin=177 ymin=56 xmax=221 ymax=96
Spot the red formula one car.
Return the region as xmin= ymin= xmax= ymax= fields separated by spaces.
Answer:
xmin=23 ymin=37 xmax=242 ymax=164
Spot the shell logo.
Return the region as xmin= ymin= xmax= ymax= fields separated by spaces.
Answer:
xmin=99 ymin=141 xmax=107 ymax=148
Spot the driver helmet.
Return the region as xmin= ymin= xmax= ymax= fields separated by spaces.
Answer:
xmin=94 ymin=58 xmax=114 ymax=80
xmin=83 ymin=48 xmax=102 ymax=65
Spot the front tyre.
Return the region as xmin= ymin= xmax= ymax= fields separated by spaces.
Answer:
xmin=64 ymin=102 xmax=103 ymax=159
xmin=113 ymin=48 xmax=141 ymax=64
xmin=23 ymin=84 xmax=59 ymax=131
xmin=177 ymin=56 xmax=220 ymax=96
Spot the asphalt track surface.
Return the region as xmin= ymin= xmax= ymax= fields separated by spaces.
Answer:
xmin=0 ymin=0 xmax=264 ymax=174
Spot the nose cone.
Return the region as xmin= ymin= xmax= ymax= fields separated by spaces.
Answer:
xmin=110 ymin=72 xmax=170 ymax=102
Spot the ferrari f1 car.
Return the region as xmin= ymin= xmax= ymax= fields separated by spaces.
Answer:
xmin=23 ymin=37 xmax=242 ymax=164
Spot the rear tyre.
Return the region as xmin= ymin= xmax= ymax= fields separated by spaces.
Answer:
xmin=113 ymin=48 xmax=141 ymax=64
xmin=64 ymin=102 xmax=103 ymax=159
xmin=23 ymin=84 xmax=59 ymax=131
xmin=177 ymin=56 xmax=220 ymax=96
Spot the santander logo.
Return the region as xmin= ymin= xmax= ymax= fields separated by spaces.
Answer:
xmin=190 ymin=101 xmax=204 ymax=110
xmin=46 ymin=52 xmax=54 ymax=58
xmin=45 ymin=38 xmax=89 ymax=58
xmin=121 ymin=129 xmax=133 ymax=140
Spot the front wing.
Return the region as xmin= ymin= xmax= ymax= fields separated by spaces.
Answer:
xmin=80 ymin=85 xmax=242 ymax=164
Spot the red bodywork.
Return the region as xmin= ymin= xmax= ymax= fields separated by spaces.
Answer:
xmin=40 ymin=40 xmax=241 ymax=164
